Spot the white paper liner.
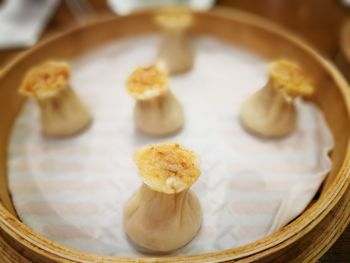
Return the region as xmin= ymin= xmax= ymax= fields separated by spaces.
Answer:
xmin=8 ymin=35 xmax=333 ymax=257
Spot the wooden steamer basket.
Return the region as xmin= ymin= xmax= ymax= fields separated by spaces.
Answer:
xmin=0 ymin=7 xmax=349 ymax=263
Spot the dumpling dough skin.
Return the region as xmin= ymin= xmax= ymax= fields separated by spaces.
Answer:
xmin=157 ymin=29 xmax=194 ymax=75
xmin=38 ymin=86 xmax=91 ymax=137
xmin=134 ymin=90 xmax=184 ymax=136
xmin=240 ymin=60 xmax=313 ymax=138
xmin=124 ymin=184 xmax=201 ymax=253
xmin=155 ymin=9 xmax=194 ymax=75
xmin=123 ymin=143 xmax=202 ymax=254
xmin=241 ymin=82 xmax=296 ymax=138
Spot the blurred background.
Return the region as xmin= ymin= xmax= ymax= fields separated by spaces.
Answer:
xmin=0 ymin=0 xmax=349 ymax=261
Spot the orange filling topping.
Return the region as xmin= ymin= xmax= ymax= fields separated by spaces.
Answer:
xmin=269 ymin=60 xmax=314 ymax=98
xmin=127 ymin=65 xmax=168 ymax=100
xmin=155 ymin=9 xmax=193 ymax=30
xmin=19 ymin=61 xmax=70 ymax=98
xmin=134 ymin=143 xmax=200 ymax=194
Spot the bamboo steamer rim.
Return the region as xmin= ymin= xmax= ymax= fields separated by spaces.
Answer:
xmin=340 ymin=19 xmax=350 ymax=63
xmin=0 ymin=7 xmax=350 ymax=262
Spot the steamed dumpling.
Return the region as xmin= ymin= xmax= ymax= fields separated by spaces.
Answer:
xmin=240 ymin=60 xmax=314 ymax=138
xmin=19 ymin=61 xmax=92 ymax=137
xmin=155 ymin=9 xmax=194 ymax=74
xmin=127 ymin=65 xmax=184 ymax=136
xmin=123 ymin=143 xmax=202 ymax=254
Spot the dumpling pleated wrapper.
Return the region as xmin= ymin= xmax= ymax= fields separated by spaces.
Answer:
xmin=155 ymin=9 xmax=194 ymax=74
xmin=240 ymin=60 xmax=314 ymax=138
xmin=124 ymin=143 xmax=202 ymax=254
xmin=127 ymin=65 xmax=184 ymax=136
xmin=19 ymin=61 xmax=92 ymax=137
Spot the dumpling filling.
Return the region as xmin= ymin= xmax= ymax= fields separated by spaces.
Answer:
xmin=134 ymin=143 xmax=200 ymax=194
xmin=127 ymin=65 xmax=168 ymax=100
xmin=19 ymin=61 xmax=70 ymax=99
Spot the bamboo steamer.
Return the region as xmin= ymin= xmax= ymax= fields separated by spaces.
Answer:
xmin=336 ymin=19 xmax=350 ymax=82
xmin=0 ymin=7 xmax=350 ymax=263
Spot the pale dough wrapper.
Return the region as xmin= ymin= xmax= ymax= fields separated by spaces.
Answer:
xmin=19 ymin=61 xmax=92 ymax=137
xmin=240 ymin=60 xmax=314 ymax=138
xmin=155 ymin=9 xmax=194 ymax=74
xmin=127 ymin=65 xmax=184 ymax=136
xmin=124 ymin=143 xmax=202 ymax=254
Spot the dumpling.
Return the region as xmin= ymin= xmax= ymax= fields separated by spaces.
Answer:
xmin=123 ymin=143 xmax=202 ymax=254
xmin=240 ymin=59 xmax=314 ymax=138
xmin=127 ymin=65 xmax=184 ymax=136
xmin=155 ymin=9 xmax=194 ymax=74
xmin=19 ymin=61 xmax=92 ymax=137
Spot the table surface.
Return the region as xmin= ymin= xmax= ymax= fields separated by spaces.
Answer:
xmin=0 ymin=0 xmax=349 ymax=262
